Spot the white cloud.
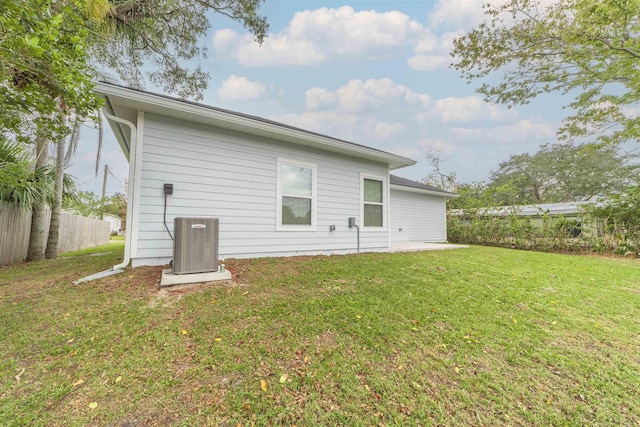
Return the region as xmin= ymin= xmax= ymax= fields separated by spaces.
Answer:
xmin=388 ymin=145 xmax=424 ymax=161
xmin=212 ymin=6 xmax=425 ymax=67
xmin=271 ymin=111 xmax=407 ymax=147
xmin=374 ymin=122 xmax=405 ymax=140
xmin=406 ymin=0 xmax=486 ymax=72
xmin=304 ymin=88 xmax=337 ymax=110
xmin=217 ymin=75 xmax=266 ymax=102
xmin=305 ymin=78 xmax=431 ymax=113
xmin=427 ymin=96 xmax=517 ymax=123
xmin=211 ymin=4 xmax=504 ymax=71
xmin=429 ymin=0 xmax=561 ymax=31
xmin=429 ymin=0 xmax=487 ymax=30
xmin=212 ymin=28 xmax=238 ymax=52
xmin=272 ymin=111 xmax=375 ymax=142
xmin=235 ymin=33 xmax=326 ymax=66
xmin=407 ymin=54 xmax=450 ymax=71
xmin=407 ymin=31 xmax=460 ymax=71
xmin=451 ymin=119 xmax=557 ymax=143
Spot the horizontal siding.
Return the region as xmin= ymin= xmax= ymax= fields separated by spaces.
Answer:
xmin=134 ymin=114 xmax=390 ymax=264
xmin=390 ymin=189 xmax=447 ymax=243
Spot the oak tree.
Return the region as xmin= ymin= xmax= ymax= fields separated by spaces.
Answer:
xmin=488 ymin=142 xmax=640 ymax=204
xmin=452 ymin=0 xmax=640 ymax=145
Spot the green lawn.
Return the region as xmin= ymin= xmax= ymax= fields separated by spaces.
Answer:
xmin=1 ymin=244 xmax=639 ymax=426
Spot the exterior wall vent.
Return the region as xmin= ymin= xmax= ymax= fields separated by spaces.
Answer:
xmin=173 ymin=217 xmax=219 ymax=274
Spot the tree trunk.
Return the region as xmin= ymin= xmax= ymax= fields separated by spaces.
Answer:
xmin=26 ymin=134 xmax=49 ymax=262
xmin=45 ymin=135 xmax=66 ymax=259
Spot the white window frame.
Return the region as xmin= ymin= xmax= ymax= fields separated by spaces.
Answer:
xmin=276 ymin=158 xmax=317 ymax=231
xmin=360 ymin=173 xmax=387 ymax=230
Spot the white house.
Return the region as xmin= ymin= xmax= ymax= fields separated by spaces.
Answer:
xmin=96 ymin=82 xmax=457 ymax=267
xmin=102 ymin=214 xmax=122 ymax=234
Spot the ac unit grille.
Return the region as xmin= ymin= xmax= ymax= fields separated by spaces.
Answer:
xmin=173 ymin=217 xmax=219 ymax=274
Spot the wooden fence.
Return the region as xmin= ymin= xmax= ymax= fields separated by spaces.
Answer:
xmin=0 ymin=201 xmax=110 ymax=266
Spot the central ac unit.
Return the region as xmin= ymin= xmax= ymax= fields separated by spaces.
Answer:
xmin=173 ymin=217 xmax=219 ymax=274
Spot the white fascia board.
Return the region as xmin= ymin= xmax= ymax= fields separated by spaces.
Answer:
xmin=390 ymin=184 xmax=459 ymax=199
xmin=94 ymin=82 xmax=416 ymax=170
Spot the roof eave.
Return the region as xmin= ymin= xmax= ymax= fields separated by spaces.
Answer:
xmin=390 ymin=184 xmax=458 ymax=198
xmin=95 ymin=82 xmax=416 ymax=169
xmin=102 ymin=97 xmax=131 ymax=160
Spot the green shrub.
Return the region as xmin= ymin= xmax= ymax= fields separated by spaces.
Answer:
xmin=448 ymin=211 xmax=595 ymax=253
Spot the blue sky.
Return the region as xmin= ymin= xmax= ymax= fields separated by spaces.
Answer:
xmin=69 ymin=0 xmax=573 ymax=198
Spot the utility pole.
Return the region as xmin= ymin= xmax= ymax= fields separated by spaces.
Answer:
xmin=100 ymin=164 xmax=108 ymax=220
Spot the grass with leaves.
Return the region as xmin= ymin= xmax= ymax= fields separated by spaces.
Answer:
xmin=1 ymin=244 xmax=639 ymax=426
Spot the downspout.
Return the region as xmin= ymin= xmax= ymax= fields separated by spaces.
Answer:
xmin=73 ymin=108 xmax=138 ymax=284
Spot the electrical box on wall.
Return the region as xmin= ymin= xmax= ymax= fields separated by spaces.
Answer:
xmin=173 ymin=217 xmax=219 ymax=274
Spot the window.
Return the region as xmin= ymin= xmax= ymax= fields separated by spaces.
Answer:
xmin=362 ymin=176 xmax=385 ymax=228
xmin=277 ymin=159 xmax=316 ymax=230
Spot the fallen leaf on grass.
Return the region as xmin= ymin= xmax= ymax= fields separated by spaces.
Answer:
xmin=88 ymin=402 xmax=98 ymax=409
xmin=260 ymin=380 xmax=268 ymax=392
xmin=72 ymin=379 xmax=85 ymax=387
xmin=512 ymin=318 xmax=518 ymax=323
xmin=214 ymin=337 xmax=222 ymax=342
xmin=115 ymin=376 xmax=122 ymax=383
xmin=182 ymin=329 xmax=188 ymax=335
xmin=279 ymin=374 xmax=288 ymax=383
xmin=67 ymin=337 xmax=75 ymax=344
xmin=356 ymin=315 xmax=361 ymax=319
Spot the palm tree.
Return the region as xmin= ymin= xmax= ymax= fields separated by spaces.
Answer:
xmin=46 ymin=119 xmax=82 ymax=259
xmin=1 ymin=135 xmax=80 ymax=260
xmin=0 ymin=136 xmax=52 ymax=211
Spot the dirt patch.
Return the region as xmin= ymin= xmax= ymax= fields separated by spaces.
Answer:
xmin=81 ymin=265 xmax=251 ymax=307
xmin=227 ymin=254 xmax=339 ymax=283
xmin=152 ymin=279 xmax=248 ymax=307
xmin=88 ymin=266 xmax=164 ymax=298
